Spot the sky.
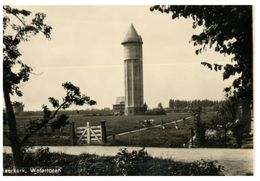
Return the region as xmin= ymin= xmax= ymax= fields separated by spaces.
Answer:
xmin=9 ymin=6 xmax=236 ymax=111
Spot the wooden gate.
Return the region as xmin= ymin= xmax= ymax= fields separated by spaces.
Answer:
xmin=76 ymin=122 xmax=106 ymax=144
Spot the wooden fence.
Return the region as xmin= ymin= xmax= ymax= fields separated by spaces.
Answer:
xmin=71 ymin=121 xmax=107 ymax=145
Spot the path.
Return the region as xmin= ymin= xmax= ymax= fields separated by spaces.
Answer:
xmin=110 ymin=116 xmax=192 ymax=137
xmin=3 ymin=146 xmax=254 ymax=175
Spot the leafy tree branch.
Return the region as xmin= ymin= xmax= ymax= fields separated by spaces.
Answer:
xmin=20 ymin=82 xmax=96 ymax=145
xmin=150 ymin=5 xmax=253 ymax=105
xmin=3 ymin=6 xmax=96 ymax=167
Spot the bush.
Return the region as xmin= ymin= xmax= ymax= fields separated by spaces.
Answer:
xmin=113 ymin=148 xmax=151 ymax=175
xmin=147 ymin=159 xmax=224 ymax=176
xmin=76 ymin=154 xmax=114 ymax=176
xmin=3 ymin=147 xmax=224 ymax=176
xmin=145 ymin=108 xmax=166 ymax=115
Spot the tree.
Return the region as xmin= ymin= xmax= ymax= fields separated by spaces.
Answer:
xmin=158 ymin=102 xmax=163 ymax=109
xmin=3 ymin=6 xmax=96 ymax=168
xmin=12 ymin=101 xmax=25 ymax=114
xmin=3 ymin=5 xmax=52 ymax=168
xmin=20 ymin=82 xmax=96 ymax=146
xmin=142 ymin=102 xmax=148 ymax=112
xmin=169 ymin=99 xmax=174 ymax=109
xmin=150 ymin=5 xmax=253 ymax=133
xmin=190 ymin=103 xmax=206 ymax=147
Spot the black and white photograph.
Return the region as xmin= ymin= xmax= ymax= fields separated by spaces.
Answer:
xmin=1 ymin=1 xmax=256 ymax=176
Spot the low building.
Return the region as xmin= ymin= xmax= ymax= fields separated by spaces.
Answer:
xmin=113 ymin=97 xmax=125 ymax=115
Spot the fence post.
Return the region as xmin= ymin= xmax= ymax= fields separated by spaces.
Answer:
xmin=161 ymin=119 xmax=164 ymax=126
xmin=87 ymin=122 xmax=91 ymax=144
xmin=70 ymin=122 xmax=76 ymax=145
xmin=190 ymin=127 xmax=194 ymax=147
xmin=101 ymin=120 xmax=107 ymax=144
xmin=112 ymin=134 xmax=116 ymax=141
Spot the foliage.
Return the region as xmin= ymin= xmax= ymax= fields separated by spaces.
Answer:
xmin=232 ymin=120 xmax=244 ymax=148
xmin=142 ymin=102 xmax=148 ymax=112
xmin=169 ymin=99 xmax=222 ymax=112
xmin=21 ymin=82 xmax=96 ymax=145
xmin=148 ymin=158 xmax=224 ymax=176
xmin=207 ymin=99 xmax=236 ymax=129
xmin=217 ymin=99 xmax=237 ymax=124
xmin=113 ymin=148 xmax=151 ymax=175
xmin=204 ymin=99 xmax=239 ymax=147
xmin=3 ymin=6 xmax=96 ymax=167
xmin=158 ymin=102 xmax=163 ymax=109
xmin=3 ymin=5 xmax=53 ymax=167
xmin=14 ymin=108 xmax=113 ymax=117
xmin=150 ymin=5 xmax=253 ymax=105
xmin=3 ymin=5 xmax=52 ymax=97
xmin=3 ymin=148 xmax=224 ymax=176
xmin=144 ymin=102 xmax=166 ymax=115
xmin=190 ymin=104 xmax=206 ymax=147
xmin=145 ymin=108 xmax=166 ymax=115
xmin=12 ymin=101 xmax=25 ymax=114
xmin=75 ymin=154 xmax=114 ymax=176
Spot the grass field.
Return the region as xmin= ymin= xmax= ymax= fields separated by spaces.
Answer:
xmin=3 ymin=112 xmax=191 ymax=147
xmin=109 ymin=117 xmax=194 ymax=147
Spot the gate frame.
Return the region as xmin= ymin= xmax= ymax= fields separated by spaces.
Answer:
xmin=73 ymin=121 xmax=106 ymax=145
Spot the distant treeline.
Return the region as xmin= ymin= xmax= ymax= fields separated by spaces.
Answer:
xmin=168 ymin=99 xmax=224 ymax=112
xmin=14 ymin=108 xmax=114 ymax=117
xmin=7 ymin=99 xmax=224 ymax=117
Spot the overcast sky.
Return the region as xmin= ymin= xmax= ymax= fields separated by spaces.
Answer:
xmin=10 ymin=6 xmax=236 ymax=111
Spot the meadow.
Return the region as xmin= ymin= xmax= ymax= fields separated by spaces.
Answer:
xmin=3 ymin=112 xmax=192 ymax=147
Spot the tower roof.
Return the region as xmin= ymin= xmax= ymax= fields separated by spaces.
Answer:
xmin=122 ymin=24 xmax=143 ymax=44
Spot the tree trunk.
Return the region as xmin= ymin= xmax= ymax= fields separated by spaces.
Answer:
xmin=3 ymin=88 xmax=24 ymax=168
xmin=242 ymin=100 xmax=252 ymax=134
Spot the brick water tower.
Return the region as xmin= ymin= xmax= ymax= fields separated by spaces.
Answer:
xmin=122 ymin=24 xmax=144 ymax=115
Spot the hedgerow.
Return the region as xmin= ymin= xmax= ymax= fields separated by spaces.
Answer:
xmin=3 ymin=147 xmax=224 ymax=176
